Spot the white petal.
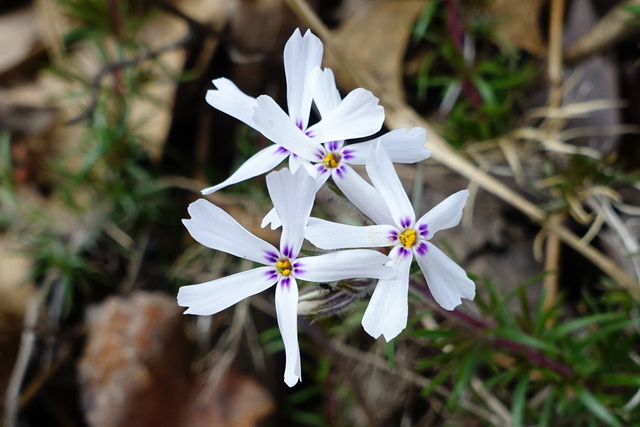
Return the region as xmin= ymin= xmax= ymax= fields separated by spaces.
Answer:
xmin=261 ymin=207 xmax=282 ymax=230
xmin=313 ymin=166 xmax=331 ymax=188
xmin=416 ymin=190 xmax=469 ymax=239
xmin=284 ymin=29 xmax=323 ymax=130
xmin=275 ymin=277 xmax=302 ymax=387
xmin=178 ymin=266 xmax=276 ymax=315
xmin=183 ymin=199 xmax=278 ymax=264
xmin=415 ymin=243 xmax=475 ymax=310
xmin=332 ymin=164 xmax=393 ymax=225
xmin=205 ymin=78 xmax=258 ymax=128
xmin=380 ymin=127 xmax=431 ymax=163
xmin=305 ymin=218 xmax=395 ymax=249
xmin=267 ymin=168 xmax=317 ymax=258
xmin=366 ymin=141 xmax=415 ymax=229
xmin=294 ymin=249 xmax=393 ymax=282
xmin=309 ymin=67 xmax=341 ymax=117
xmin=253 ymin=95 xmax=324 ymax=161
xmin=306 ymin=88 xmax=384 ymax=143
xmin=201 ymin=144 xmax=288 ymax=194
xmin=347 ymin=128 xmax=431 ymax=165
xmin=263 ymin=168 xmax=327 ymax=231
xmin=361 ymin=256 xmax=411 ymax=341
xmin=289 ymin=154 xmax=318 ymax=177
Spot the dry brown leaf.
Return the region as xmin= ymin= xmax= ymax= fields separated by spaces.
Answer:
xmin=324 ymin=0 xmax=425 ymax=99
xmin=29 ymin=1 xmax=231 ymax=161
xmin=0 ymin=7 xmax=44 ymax=78
xmin=486 ymin=0 xmax=547 ymax=56
xmin=0 ymin=233 xmax=36 ymax=319
xmin=79 ymin=292 xmax=274 ymax=427
xmin=131 ymin=0 xmax=231 ymax=160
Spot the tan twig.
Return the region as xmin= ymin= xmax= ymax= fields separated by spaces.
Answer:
xmin=565 ymin=0 xmax=640 ymax=63
xmin=19 ymin=344 xmax=71 ymax=409
xmin=470 ymin=376 xmax=512 ymax=426
xmin=590 ymin=196 xmax=640 ymax=284
xmin=329 ymin=341 xmax=506 ymax=425
xmin=120 ymin=230 xmax=150 ymax=294
xmin=4 ymin=272 xmax=56 ymax=427
xmin=547 ymin=0 xmax=565 ymax=107
xmin=197 ymin=260 xmax=255 ymax=405
xmin=284 ymin=0 xmax=640 ymax=294
xmin=542 ymin=0 xmax=565 ymax=315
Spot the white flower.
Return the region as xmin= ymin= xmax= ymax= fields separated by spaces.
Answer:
xmin=262 ymin=67 xmax=432 ymax=229
xmin=304 ymin=141 xmax=475 ymax=341
xmin=178 ymin=168 xmax=392 ymax=386
xmin=201 ymin=29 xmax=384 ymax=195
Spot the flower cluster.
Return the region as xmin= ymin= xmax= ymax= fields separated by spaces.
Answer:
xmin=178 ymin=29 xmax=475 ymax=387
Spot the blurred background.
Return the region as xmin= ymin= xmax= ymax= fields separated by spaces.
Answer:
xmin=1 ymin=0 xmax=640 ymax=425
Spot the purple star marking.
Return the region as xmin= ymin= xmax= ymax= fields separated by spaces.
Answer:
xmin=415 ymin=241 xmax=428 ymax=256
xmin=292 ymin=261 xmax=305 ymax=275
xmin=400 ymin=217 xmax=413 ymax=228
xmin=281 ymin=245 xmax=294 ymax=258
xmin=264 ymin=251 xmax=279 ymax=263
xmin=280 ymin=277 xmax=291 ymax=288
xmin=264 ymin=270 xmax=278 ymax=281
xmin=397 ymin=247 xmax=411 ymax=258
xmin=327 ymin=141 xmax=340 ymax=151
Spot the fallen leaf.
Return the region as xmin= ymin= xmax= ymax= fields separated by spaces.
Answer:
xmin=0 ymin=7 xmax=44 ymax=78
xmin=325 ymin=0 xmax=425 ymax=99
xmin=485 ymin=0 xmax=547 ymax=56
xmin=79 ymin=292 xmax=274 ymax=427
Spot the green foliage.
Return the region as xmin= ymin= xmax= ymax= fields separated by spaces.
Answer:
xmin=59 ymin=0 xmax=150 ymax=46
xmin=403 ymin=273 xmax=640 ymax=425
xmin=411 ymin=0 xmax=538 ymax=147
xmin=539 ymin=154 xmax=638 ymax=217
xmin=0 ymin=0 xmax=177 ymax=319
xmin=0 ymin=132 xmax=16 ymax=228
xmin=3 ymin=1 xmax=637 ymax=425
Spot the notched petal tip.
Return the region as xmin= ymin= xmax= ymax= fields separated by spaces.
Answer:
xmin=284 ymin=373 xmax=302 ymax=387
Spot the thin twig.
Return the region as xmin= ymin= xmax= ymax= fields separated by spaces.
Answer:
xmin=542 ymin=0 xmax=565 ymax=313
xmin=120 ymin=230 xmax=150 ymax=294
xmin=327 ymin=338 xmax=505 ymax=425
xmin=470 ymin=376 xmax=512 ymax=426
xmin=411 ymin=280 xmax=575 ymax=378
xmin=66 ymin=1 xmax=224 ymax=125
xmin=547 ymin=0 xmax=565 ymax=107
xmin=66 ymin=33 xmax=194 ymax=125
xmin=19 ymin=344 xmax=72 ymax=410
xmin=283 ymin=0 xmax=640 ymax=294
xmin=590 ymin=196 xmax=640 ymax=283
xmin=565 ymin=0 xmax=640 ymax=63
xmin=4 ymin=272 xmax=56 ymax=427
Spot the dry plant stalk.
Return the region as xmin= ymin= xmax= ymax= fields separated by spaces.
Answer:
xmin=565 ymin=0 xmax=640 ymax=63
xmin=284 ymin=0 xmax=639 ymax=294
xmin=542 ymin=0 xmax=566 ymax=312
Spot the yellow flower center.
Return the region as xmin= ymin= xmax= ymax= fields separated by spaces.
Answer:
xmin=398 ymin=229 xmax=417 ymax=248
xmin=277 ymin=259 xmax=292 ymax=276
xmin=323 ymin=153 xmax=340 ymax=168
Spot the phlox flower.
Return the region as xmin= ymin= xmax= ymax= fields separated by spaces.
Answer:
xmin=262 ymin=67 xmax=432 ymax=229
xmin=178 ymin=168 xmax=392 ymax=386
xmin=201 ymin=28 xmax=384 ymax=195
xmin=305 ymin=141 xmax=475 ymax=341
